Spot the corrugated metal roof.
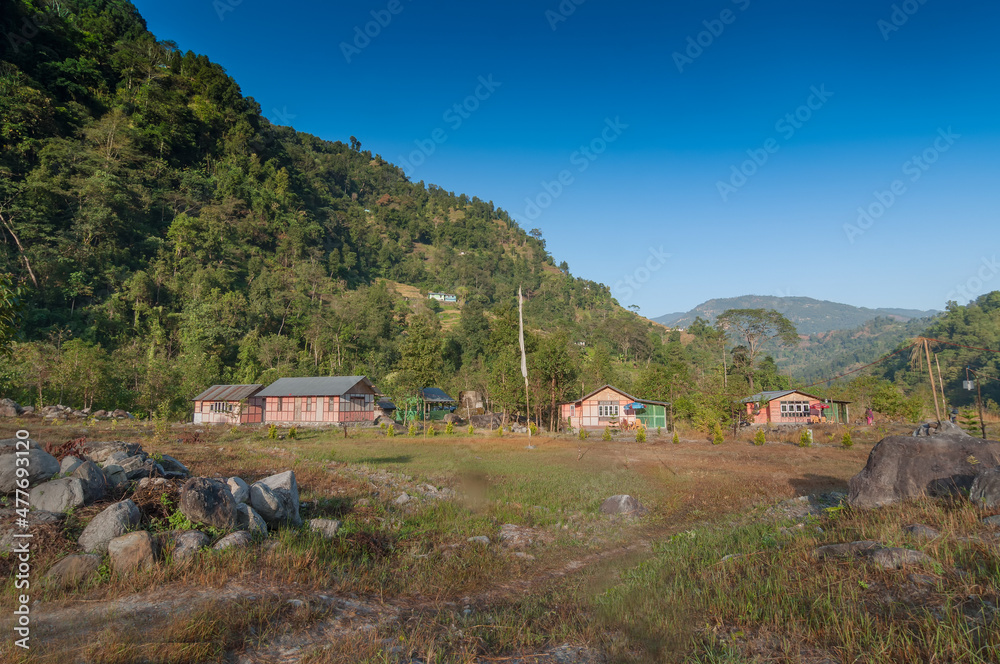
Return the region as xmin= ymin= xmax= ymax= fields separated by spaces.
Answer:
xmin=559 ymin=384 xmax=671 ymax=406
xmin=377 ymin=399 xmax=397 ymax=410
xmin=191 ymin=384 xmax=264 ymax=402
xmin=421 ymin=387 xmax=456 ymax=403
xmin=256 ymin=376 xmax=379 ymax=398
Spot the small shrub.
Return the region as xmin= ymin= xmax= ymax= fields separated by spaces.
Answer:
xmin=386 ymin=424 xmax=396 ymax=438
xmin=468 ymin=424 xmax=474 ymax=434
xmin=799 ymin=429 xmax=812 ymax=448
xmin=602 ymin=427 xmax=612 ymax=441
xmin=636 ymin=426 xmax=646 ymax=443
xmin=379 ymin=421 xmax=386 ymax=430
xmin=753 ymin=429 xmax=766 ymax=446
xmin=712 ymin=423 xmax=724 ymax=445
xmin=427 ymin=423 xmax=436 ymax=436
xmin=267 ymin=424 xmax=278 ymax=440
xmin=841 ymin=430 xmax=853 ymax=448
xmin=656 ymin=427 xmax=662 ymax=437
xmin=672 ymin=431 xmax=680 ymax=444
xmin=407 ymin=423 xmax=417 ymax=437
xmin=528 ymin=421 xmax=538 ymax=435
xmin=579 ymin=428 xmax=589 ymax=440
xmin=445 ymin=421 xmax=454 ymax=435
xmin=497 ymin=426 xmax=504 ymax=437
xmin=288 ymin=426 xmax=297 ymax=439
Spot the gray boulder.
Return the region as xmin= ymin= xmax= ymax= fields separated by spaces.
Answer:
xmin=44 ymin=554 xmax=102 ymax=589
xmin=164 ymin=530 xmax=210 ymax=561
xmin=102 ymin=464 xmax=128 ymax=487
xmin=250 ymin=470 xmax=301 ymax=527
xmin=970 ymin=467 xmax=1000 ymax=508
xmin=60 ymin=456 xmax=84 ymax=475
xmin=179 ymin=477 xmax=238 ymax=530
xmin=82 ymin=441 xmax=143 ymax=465
xmin=870 ymin=547 xmax=935 ymax=570
xmin=599 ymin=494 xmax=648 ymax=516
xmin=72 ymin=460 xmax=108 ymax=503
xmin=105 ymin=451 xmax=132 ymax=467
xmin=227 ymin=477 xmax=250 ymax=504
xmin=78 ymin=500 xmax=141 ymax=553
xmin=812 ymin=540 xmax=883 ymax=560
xmin=982 ymin=515 xmax=1000 ymax=527
xmin=308 ymin=518 xmax=341 ymax=539
xmin=29 ymin=478 xmax=86 ymax=513
xmin=903 ymin=524 xmax=940 ymax=541
xmin=0 ymin=438 xmax=61 ymax=493
xmin=0 ymin=398 xmax=22 ymax=417
xmin=236 ymin=503 xmax=267 ymax=535
xmin=848 ymin=427 xmax=1000 ymax=508
xmin=213 ymin=530 xmax=253 ymax=551
xmin=158 ymin=454 xmax=189 ymax=476
xmin=467 ymin=535 xmax=490 ymax=544
xmin=108 ymin=531 xmax=158 ymax=572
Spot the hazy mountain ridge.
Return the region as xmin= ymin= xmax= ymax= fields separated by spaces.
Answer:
xmin=654 ymin=295 xmax=938 ymax=336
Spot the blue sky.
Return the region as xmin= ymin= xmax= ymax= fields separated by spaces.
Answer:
xmin=133 ymin=0 xmax=1000 ymax=316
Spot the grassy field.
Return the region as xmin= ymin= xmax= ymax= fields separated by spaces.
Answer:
xmin=2 ymin=420 xmax=996 ymax=662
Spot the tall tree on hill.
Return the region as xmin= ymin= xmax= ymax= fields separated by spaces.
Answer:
xmin=396 ymin=312 xmax=444 ymax=394
xmin=535 ymin=332 xmax=577 ymax=432
xmin=716 ymin=308 xmax=799 ymax=393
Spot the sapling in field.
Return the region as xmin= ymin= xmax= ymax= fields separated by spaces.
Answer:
xmin=753 ymin=429 xmax=766 ymax=446
xmin=445 ymin=421 xmax=454 ymax=434
xmin=672 ymin=431 xmax=680 ymax=444
xmin=841 ymin=430 xmax=853 ymax=448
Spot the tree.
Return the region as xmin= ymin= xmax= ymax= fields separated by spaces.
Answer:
xmin=535 ymin=332 xmax=577 ymax=431
xmin=396 ymin=313 xmax=444 ymax=393
xmin=716 ymin=308 xmax=799 ymax=393
xmin=0 ymin=273 xmax=22 ymax=357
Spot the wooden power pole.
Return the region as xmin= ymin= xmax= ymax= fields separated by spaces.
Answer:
xmin=922 ymin=338 xmax=942 ymax=422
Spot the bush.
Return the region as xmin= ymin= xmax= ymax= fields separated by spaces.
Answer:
xmin=427 ymin=423 xmax=436 ymax=436
xmin=379 ymin=421 xmax=386 ymax=430
xmin=386 ymin=424 xmax=396 ymax=438
xmin=657 ymin=427 xmax=662 ymax=437
xmin=267 ymin=424 xmax=278 ymax=440
xmin=407 ymin=423 xmax=416 ymax=436
xmin=753 ymin=429 xmax=766 ymax=446
xmin=602 ymin=427 xmax=612 ymax=441
xmin=712 ymin=422 xmax=724 ymax=445
xmin=497 ymin=425 xmax=504 ymax=437
xmin=579 ymin=428 xmax=589 ymax=440
xmin=529 ymin=421 xmax=538 ymax=435
xmin=636 ymin=426 xmax=646 ymax=443
xmin=799 ymin=429 xmax=812 ymax=448
xmin=841 ymin=430 xmax=853 ymax=448
xmin=288 ymin=426 xmax=297 ymax=439
xmin=672 ymin=431 xmax=680 ymax=444
xmin=468 ymin=424 xmax=474 ymax=434
xmin=445 ymin=421 xmax=454 ymax=435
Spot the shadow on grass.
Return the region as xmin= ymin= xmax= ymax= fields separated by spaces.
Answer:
xmin=789 ymin=473 xmax=848 ymax=496
xmin=356 ymin=455 xmax=413 ymax=465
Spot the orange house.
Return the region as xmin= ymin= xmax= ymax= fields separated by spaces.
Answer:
xmin=191 ymin=385 xmax=265 ymax=425
xmin=559 ymin=384 xmax=669 ymax=431
xmin=743 ymin=390 xmax=850 ymax=425
xmin=257 ymin=376 xmax=381 ymax=425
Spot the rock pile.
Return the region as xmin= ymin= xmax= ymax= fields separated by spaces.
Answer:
xmin=0 ymin=399 xmax=134 ymax=420
xmin=0 ymin=435 xmax=327 ymax=589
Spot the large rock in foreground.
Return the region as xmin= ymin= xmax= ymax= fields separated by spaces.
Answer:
xmin=179 ymin=477 xmax=238 ymax=530
xmin=848 ymin=422 xmax=1000 ymax=508
xmin=0 ymin=438 xmax=60 ymax=493
xmin=970 ymin=467 xmax=1000 ymax=508
xmin=78 ymin=500 xmax=141 ymax=553
xmin=250 ymin=471 xmax=301 ymax=527
xmin=29 ymin=478 xmax=86 ymax=513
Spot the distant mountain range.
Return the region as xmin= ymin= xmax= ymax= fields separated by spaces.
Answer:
xmin=653 ymin=296 xmax=939 ymax=336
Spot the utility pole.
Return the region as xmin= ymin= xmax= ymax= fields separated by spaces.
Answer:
xmin=968 ymin=367 xmax=988 ymax=440
xmin=923 ymin=338 xmax=942 ymax=422
xmin=935 ymin=353 xmax=947 ymax=416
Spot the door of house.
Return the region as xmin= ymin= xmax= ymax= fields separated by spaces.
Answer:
xmin=293 ymin=398 xmax=301 ymax=422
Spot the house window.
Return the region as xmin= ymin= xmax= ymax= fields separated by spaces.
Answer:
xmin=210 ymin=402 xmax=233 ymax=413
xmin=304 ymin=397 xmax=312 ymax=412
xmin=779 ymin=400 xmax=809 ymax=418
xmin=598 ymin=401 xmax=619 ymax=418
xmin=277 ymin=397 xmax=283 ymax=411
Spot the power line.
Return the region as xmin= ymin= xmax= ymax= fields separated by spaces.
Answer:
xmin=924 ymin=337 xmax=1000 ymax=354
xmin=799 ymin=341 xmax=919 ymax=390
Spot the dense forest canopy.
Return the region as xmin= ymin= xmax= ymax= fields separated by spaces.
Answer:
xmin=1 ymin=0 xmax=996 ymax=430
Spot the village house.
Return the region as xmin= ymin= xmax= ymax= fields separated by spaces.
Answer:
xmin=191 ymin=384 xmax=265 ymax=425
xmin=428 ymin=292 xmax=458 ymax=303
xmin=560 ymin=385 xmax=670 ymax=432
xmin=742 ymin=389 xmax=851 ymax=425
xmin=256 ymin=376 xmax=381 ymax=425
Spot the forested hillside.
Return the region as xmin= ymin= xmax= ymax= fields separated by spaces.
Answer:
xmin=0 ymin=0 xmax=664 ymax=419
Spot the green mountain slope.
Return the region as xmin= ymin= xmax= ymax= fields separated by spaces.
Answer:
xmin=654 ymin=295 xmax=937 ymax=336
xmin=0 ymin=0 xmax=638 ymax=415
